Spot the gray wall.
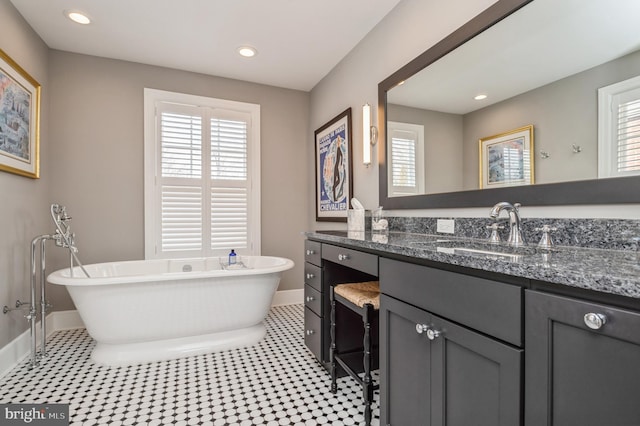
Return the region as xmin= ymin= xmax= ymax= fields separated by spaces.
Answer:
xmin=47 ymin=51 xmax=310 ymax=310
xmin=0 ymin=0 xmax=50 ymax=348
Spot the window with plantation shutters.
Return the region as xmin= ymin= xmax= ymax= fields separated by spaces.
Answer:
xmin=598 ymin=76 xmax=640 ymax=178
xmin=387 ymin=121 xmax=425 ymax=196
xmin=144 ymin=89 xmax=260 ymax=259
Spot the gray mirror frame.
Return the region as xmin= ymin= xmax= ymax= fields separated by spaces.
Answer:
xmin=378 ymin=0 xmax=640 ymax=209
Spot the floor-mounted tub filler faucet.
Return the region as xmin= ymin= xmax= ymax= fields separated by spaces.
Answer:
xmin=3 ymin=203 xmax=90 ymax=369
xmin=489 ymin=202 xmax=525 ymax=247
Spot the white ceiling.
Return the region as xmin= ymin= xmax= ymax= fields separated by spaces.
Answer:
xmin=9 ymin=0 xmax=402 ymax=91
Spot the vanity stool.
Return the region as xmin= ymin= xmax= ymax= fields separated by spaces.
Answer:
xmin=330 ymin=281 xmax=380 ymax=426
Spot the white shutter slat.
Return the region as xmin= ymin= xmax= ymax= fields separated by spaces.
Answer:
xmin=211 ymin=118 xmax=248 ymax=181
xmin=161 ymin=112 xmax=202 ymax=179
xmin=211 ymin=187 xmax=248 ymax=250
xmin=617 ymin=98 xmax=640 ymax=173
xmin=391 ymin=137 xmax=417 ymax=187
xmin=161 ymin=185 xmax=203 ymax=251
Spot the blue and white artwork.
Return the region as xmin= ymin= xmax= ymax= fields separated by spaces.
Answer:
xmin=315 ymin=110 xmax=351 ymax=220
xmin=0 ymin=68 xmax=31 ymax=163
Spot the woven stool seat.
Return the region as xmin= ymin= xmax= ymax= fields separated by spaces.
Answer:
xmin=334 ymin=281 xmax=380 ymax=309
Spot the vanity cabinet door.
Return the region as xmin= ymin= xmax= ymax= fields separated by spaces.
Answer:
xmin=380 ymin=294 xmax=433 ymax=426
xmin=430 ymin=314 xmax=522 ymax=426
xmin=381 ymin=294 xmax=522 ymax=426
xmin=526 ymin=290 xmax=640 ymax=426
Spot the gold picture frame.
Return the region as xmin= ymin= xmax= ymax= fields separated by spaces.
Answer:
xmin=0 ymin=48 xmax=41 ymax=178
xmin=479 ymin=125 xmax=534 ymax=189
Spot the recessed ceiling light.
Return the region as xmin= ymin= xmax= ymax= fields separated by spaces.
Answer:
xmin=474 ymin=94 xmax=488 ymax=100
xmin=65 ymin=10 xmax=91 ymax=25
xmin=237 ymin=46 xmax=257 ymax=58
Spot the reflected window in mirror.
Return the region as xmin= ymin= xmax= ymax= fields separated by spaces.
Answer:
xmin=598 ymin=75 xmax=640 ymax=178
xmin=388 ymin=121 xmax=424 ymax=196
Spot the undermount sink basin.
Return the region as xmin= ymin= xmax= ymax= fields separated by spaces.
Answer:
xmin=409 ymin=238 xmax=545 ymax=262
xmin=441 ymin=246 xmax=525 ymax=261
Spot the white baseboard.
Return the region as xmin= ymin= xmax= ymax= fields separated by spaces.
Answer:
xmin=271 ymin=289 xmax=304 ymax=306
xmin=0 ymin=288 xmax=303 ymax=377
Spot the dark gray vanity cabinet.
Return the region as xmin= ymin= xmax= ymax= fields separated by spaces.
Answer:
xmin=303 ymin=240 xmax=323 ymax=361
xmin=379 ymin=258 xmax=523 ymax=426
xmin=304 ymin=239 xmax=379 ymax=366
xmin=525 ymin=290 xmax=640 ymax=425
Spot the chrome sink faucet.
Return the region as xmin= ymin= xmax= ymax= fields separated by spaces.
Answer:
xmin=489 ymin=202 xmax=525 ymax=247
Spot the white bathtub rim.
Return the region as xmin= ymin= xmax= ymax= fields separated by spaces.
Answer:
xmin=47 ymin=256 xmax=294 ymax=286
xmin=91 ymin=323 xmax=266 ymax=367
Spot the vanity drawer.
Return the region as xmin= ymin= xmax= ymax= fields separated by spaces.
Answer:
xmin=304 ymin=262 xmax=322 ymax=291
xmin=304 ymin=284 xmax=322 ymax=316
xmin=305 ymin=240 xmax=322 ymax=266
xmin=380 ymin=258 xmax=523 ymax=346
xmin=304 ymin=307 xmax=322 ymax=362
xmin=322 ymin=244 xmax=378 ymax=277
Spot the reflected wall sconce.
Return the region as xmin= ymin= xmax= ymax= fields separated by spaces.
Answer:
xmin=540 ymin=151 xmax=551 ymax=159
xmin=363 ymin=103 xmax=378 ymax=166
xmin=572 ymin=144 xmax=582 ymax=153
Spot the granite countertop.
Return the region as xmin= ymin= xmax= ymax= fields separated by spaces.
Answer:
xmin=305 ymin=230 xmax=640 ymax=300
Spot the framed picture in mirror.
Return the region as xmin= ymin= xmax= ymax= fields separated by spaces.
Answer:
xmin=314 ymin=108 xmax=353 ymax=222
xmin=479 ymin=125 xmax=534 ymax=189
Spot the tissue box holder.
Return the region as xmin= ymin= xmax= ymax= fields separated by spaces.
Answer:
xmin=347 ymin=209 xmax=371 ymax=233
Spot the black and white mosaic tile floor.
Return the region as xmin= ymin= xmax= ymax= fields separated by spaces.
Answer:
xmin=0 ymin=305 xmax=379 ymax=425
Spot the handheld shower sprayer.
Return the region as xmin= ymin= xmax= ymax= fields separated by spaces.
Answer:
xmin=50 ymin=204 xmax=90 ymax=278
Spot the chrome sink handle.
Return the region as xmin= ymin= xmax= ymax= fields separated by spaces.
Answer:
xmin=486 ymin=223 xmax=504 ymax=244
xmin=535 ymin=225 xmax=557 ymax=249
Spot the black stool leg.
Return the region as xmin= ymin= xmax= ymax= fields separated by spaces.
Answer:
xmin=329 ymin=286 xmax=337 ymax=394
xmin=363 ymin=303 xmax=373 ymax=426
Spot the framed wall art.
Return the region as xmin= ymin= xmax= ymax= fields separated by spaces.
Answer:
xmin=0 ymin=48 xmax=41 ymax=178
xmin=479 ymin=125 xmax=533 ymax=189
xmin=315 ymin=107 xmax=353 ymax=221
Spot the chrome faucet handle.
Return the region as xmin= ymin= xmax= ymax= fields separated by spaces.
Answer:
xmin=535 ymin=225 xmax=557 ymax=249
xmin=486 ymin=223 xmax=504 ymax=244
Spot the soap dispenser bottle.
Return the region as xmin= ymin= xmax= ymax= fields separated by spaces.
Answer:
xmin=229 ymin=249 xmax=237 ymax=265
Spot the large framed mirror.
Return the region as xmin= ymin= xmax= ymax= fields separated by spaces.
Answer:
xmin=379 ymin=0 xmax=640 ymax=209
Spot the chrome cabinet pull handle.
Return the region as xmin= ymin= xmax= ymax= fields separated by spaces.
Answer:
xmin=337 ymin=254 xmax=350 ymax=261
xmin=306 ymin=249 xmax=315 ymax=256
xmin=306 ymin=296 xmax=315 ymax=302
xmin=306 ymin=273 xmax=314 ymax=280
xmin=415 ymin=324 xmax=429 ymax=334
xmin=584 ymin=313 xmax=607 ymax=330
xmin=306 ymin=329 xmax=314 ymax=335
xmin=426 ymin=329 xmax=441 ymax=340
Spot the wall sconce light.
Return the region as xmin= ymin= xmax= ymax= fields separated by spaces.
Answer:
xmin=363 ymin=103 xmax=378 ymax=166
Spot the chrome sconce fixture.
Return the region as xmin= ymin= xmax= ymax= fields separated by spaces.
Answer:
xmin=363 ymin=103 xmax=378 ymax=166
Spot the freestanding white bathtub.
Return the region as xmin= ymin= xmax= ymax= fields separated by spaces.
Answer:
xmin=47 ymin=256 xmax=294 ymax=366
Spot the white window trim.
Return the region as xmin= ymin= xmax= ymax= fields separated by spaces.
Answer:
xmin=598 ymin=75 xmax=640 ymax=178
xmin=143 ymin=88 xmax=261 ymax=259
xmin=387 ymin=121 xmax=425 ymax=197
